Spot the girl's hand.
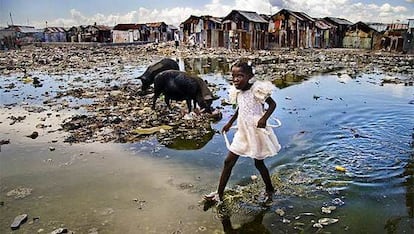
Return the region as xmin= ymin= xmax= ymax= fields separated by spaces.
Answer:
xmin=257 ymin=118 xmax=267 ymax=128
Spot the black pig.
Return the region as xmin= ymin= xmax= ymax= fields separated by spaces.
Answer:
xmin=138 ymin=58 xmax=179 ymax=92
xmin=152 ymin=70 xmax=216 ymax=113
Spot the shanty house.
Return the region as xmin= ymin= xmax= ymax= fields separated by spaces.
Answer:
xmin=270 ymin=9 xmax=316 ymax=49
xmin=314 ymin=19 xmax=334 ymax=48
xmin=7 ymin=25 xmax=44 ymax=44
xmin=384 ymin=23 xmax=409 ymax=52
xmin=67 ymin=26 xmax=84 ymax=42
xmin=403 ymin=19 xmax=414 ymax=54
xmin=112 ymin=24 xmax=148 ymax=43
xmin=167 ymin=25 xmax=179 ymax=41
xmin=323 ymin=17 xmax=353 ymax=48
xmin=181 ymin=15 xmax=223 ymax=48
xmin=0 ymin=28 xmax=16 ymax=49
xmin=182 ymin=15 xmax=204 ymax=47
xmin=146 ymin=22 xmax=168 ymax=43
xmin=222 ymin=10 xmax=268 ymax=50
xmin=343 ymin=21 xmax=381 ymax=50
xmin=84 ymin=24 xmax=112 ymax=43
xmin=44 ymin=27 xmax=67 ymax=42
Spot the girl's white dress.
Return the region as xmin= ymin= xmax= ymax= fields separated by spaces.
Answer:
xmin=228 ymin=80 xmax=281 ymax=159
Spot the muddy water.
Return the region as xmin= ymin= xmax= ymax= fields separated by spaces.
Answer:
xmin=1 ymin=58 xmax=413 ymax=234
xmin=0 ymin=109 xmax=224 ymax=233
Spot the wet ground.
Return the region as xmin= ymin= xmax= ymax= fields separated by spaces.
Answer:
xmin=1 ymin=44 xmax=413 ymax=233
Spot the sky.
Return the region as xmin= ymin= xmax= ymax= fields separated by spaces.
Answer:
xmin=1 ymin=0 xmax=413 ymax=28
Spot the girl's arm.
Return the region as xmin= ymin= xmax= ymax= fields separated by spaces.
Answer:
xmin=222 ymin=109 xmax=238 ymax=133
xmin=257 ymin=97 xmax=276 ymax=128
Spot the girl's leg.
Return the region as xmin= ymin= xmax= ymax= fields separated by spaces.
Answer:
xmin=217 ymin=151 xmax=239 ymax=200
xmin=254 ymin=159 xmax=275 ymax=193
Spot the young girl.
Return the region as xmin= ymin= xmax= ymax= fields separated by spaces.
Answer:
xmin=205 ymin=61 xmax=281 ymax=203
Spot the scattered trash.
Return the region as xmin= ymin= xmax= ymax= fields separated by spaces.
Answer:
xmin=275 ymin=208 xmax=285 ymax=216
xmin=335 ymin=166 xmax=346 ymax=172
xmin=321 ymin=206 xmax=337 ymax=214
xmin=26 ymin=131 xmax=39 ymax=139
xmin=10 ymin=214 xmax=28 ymax=230
xmin=132 ymin=125 xmax=173 ymax=135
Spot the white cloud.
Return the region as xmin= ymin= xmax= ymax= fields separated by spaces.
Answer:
xmin=234 ymin=0 xmax=272 ymax=14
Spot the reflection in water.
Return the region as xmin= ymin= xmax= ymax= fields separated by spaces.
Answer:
xmin=272 ymin=73 xmax=306 ymax=89
xmin=182 ymin=57 xmax=231 ymax=75
xmin=160 ymin=127 xmax=215 ymax=150
xmin=221 ymin=212 xmax=269 ymax=234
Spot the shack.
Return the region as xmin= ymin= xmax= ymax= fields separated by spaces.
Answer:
xmin=0 ymin=28 xmax=16 ymax=50
xmin=44 ymin=27 xmax=67 ymax=42
xmin=222 ymin=10 xmax=268 ymax=50
xmin=270 ymin=9 xmax=316 ymax=49
xmin=146 ymin=22 xmax=168 ymax=43
xmin=343 ymin=21 xmax=381 ymax=50
xmin=182 ymin=15 xmax=204 ymax=47
xmin=324 ymin=17 xmax=353 ymax=48
xmin=181 ymin=15 xmax=223 ymax=48
xmin=314 ymin=18 xmax=334 ymax=48
xmin=84 ymin=24 xmax=112 ymax=43
xmin=386 ymin=23 xmax=409 ymax=52
xmin=6 ymin=25 xmax=44 ymax=44
xmin=112 ymin=24 xmax=148 ymax=43
xmin=403 ymin=19 xmax=414 ymax=54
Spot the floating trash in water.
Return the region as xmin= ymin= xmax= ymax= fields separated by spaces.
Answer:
xmin=335 ymin=166 xmax=346 ymax=172
xmin=321 ymin=206 xmax=337 ymax=214
xmin=331 ymin=198 xmax=345 ymax=206
xmin=318 ymin=217 xmax=339 ymax=226
xmin=250 ymin=175 xmax=258 ymax=181
xmin=275 ymin=208 xmax=285 ymax=216
xmin=10 ymin=214 xmax=28 ymax=230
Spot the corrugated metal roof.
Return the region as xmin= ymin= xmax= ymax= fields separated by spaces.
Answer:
xmin=273 ymin=9 xmax=304 ymax=21
xmin=113 ymin=24 xmax=142 ymax=30
xmin=315 ymin=19 xmax=332 ymax=30
xmin=94 ymin=25 xmax=111 ymax=31
xmin=183 ymin=15 xmax=200 ymax=25
xmin=146 ymin=22 xmax=166 ymax=28
xmin=45 ymin=27 xmax=66 ymax=33
xmin=293 ymin=11 xmax=315 ymax=22
xmin=325 ymin=17 xmax=353 ymax=25
xmin=388 ymin=23 xmax=408 ymax=30
xmin=366 ymin=23 xmax=388 ymax=32
xmin=8 ymin=25 xmax=42 ymax=33
xmin=237 ymin=10 xmax=268 ymax=23
xmin=168 ymin=25 xmax=178 ymax=30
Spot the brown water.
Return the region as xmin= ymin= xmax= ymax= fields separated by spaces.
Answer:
xmin=0 ymin=109 xmax=222 ymax=233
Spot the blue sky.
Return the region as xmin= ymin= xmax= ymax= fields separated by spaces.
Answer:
xmin=1 ymin=0 xmax=413 ymax=28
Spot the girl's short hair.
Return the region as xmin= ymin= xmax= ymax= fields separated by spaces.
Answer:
xmin=232 ymin=61 xmax=253 ymax=76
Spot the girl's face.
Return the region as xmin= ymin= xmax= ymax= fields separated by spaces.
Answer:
xmin=231 ymin=66 xmax=251 ymax=90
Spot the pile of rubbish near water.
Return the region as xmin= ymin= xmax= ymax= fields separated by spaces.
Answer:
xmin=59 ymin=82 xmax=221 ymax=144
